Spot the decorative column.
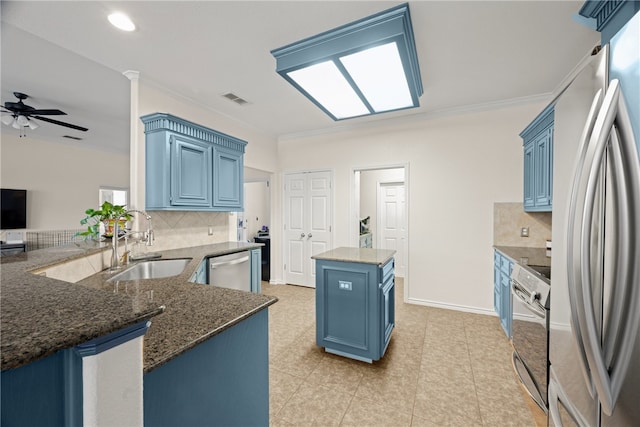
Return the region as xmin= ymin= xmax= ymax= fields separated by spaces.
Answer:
xmin=76 ymin=321 xmax=150 ymax=427
xmin=123 ymin=70 xmax=142 ymax=210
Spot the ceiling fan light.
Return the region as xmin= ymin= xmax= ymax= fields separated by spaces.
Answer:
xmin=1 ymin=115 xmax=15 ymax=126
xmin=12 ymin=119 xmax=21 ymax=129
xmin=16 ymin=115 xmax=29 ymax=127
xmin=108 ymin=12 xmax=136 ymax=32
xmin=28 ymin=119 xmax=39 ymax=130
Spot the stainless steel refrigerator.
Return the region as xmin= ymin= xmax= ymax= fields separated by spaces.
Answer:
xmin=548 ymin=11 xmax=640 ymax=427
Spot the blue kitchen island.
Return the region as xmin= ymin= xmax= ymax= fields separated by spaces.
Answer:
xmin=313 ymin=247 xmax=395 ymax=363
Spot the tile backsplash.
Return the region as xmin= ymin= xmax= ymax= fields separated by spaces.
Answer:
xmin=138 ymin=211 xmax=232 ymax=253
xmin=494 ymin=202 xmax=551 ymax=248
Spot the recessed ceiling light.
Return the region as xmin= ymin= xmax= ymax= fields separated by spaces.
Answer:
xmin=108 ymin=12 xmax=136 ymax=32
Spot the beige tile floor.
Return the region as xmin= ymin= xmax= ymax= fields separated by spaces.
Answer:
xmin=263 ymin=278 xmax=544 ymax=427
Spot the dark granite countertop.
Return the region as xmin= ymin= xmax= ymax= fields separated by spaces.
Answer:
xmin=1 ymin=241 xmax=277 ymax=373
xmin=494 ymin=246 xmax=551 ymax=267
xmin=312 ymin=247 xmax=396 ymax=266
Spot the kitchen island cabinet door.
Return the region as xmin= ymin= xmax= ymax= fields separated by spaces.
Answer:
xmin=315 ymin=257 xmax=394 ymax=363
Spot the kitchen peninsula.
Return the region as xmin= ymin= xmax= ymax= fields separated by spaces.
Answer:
xmin=0 ymin=241 xmax=277 ymax=426
xmin=313 ymin=247 xmax=395 ymax=363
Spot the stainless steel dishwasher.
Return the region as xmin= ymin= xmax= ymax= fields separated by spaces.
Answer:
xmin=208 ymin=251 xmax=250 ymax=291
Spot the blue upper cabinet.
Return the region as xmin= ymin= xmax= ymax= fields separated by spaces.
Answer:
xmin=141 ymin=113 xmax=247 ymax=211
xmin=171 ymin=134 xmax=213 ymax=207
xmin=579 ymin=0 xmax=640 ymax=44
xmin=520 ymin=105 xmax=554 ymax=212
xmin=213 ymin=145 xmax=243 ymax=208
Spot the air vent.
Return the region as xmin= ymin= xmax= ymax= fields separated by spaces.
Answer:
xmin=62 ymin=135 xmax=83 ymax=141
xmin=222 ymin=92 xmax=249 ymax=105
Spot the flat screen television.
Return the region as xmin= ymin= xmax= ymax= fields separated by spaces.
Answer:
xmin=1 ymin=188 xmax=27 ymax=229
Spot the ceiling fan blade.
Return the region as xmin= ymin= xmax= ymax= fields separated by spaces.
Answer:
xmin=27 ymin=109 xmax=66 ymax=116
xmin=33 ymin=115 xmax=88 ymax=132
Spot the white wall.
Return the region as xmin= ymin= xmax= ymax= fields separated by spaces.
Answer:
xmin=277 ymin=102 xmax=546 ymax=313
xmin=0 ymin=133 xmax=129 ymax=231
xmin=137 ymin=81 xmax=278 ymax=180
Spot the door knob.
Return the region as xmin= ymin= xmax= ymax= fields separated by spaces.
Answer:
xmin=300 ymin=233 xmax=306 ymax=238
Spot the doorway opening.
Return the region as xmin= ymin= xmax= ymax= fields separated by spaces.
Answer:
xmin=352 ymin=165 xmax=409 ymax=290
xmin=238 ymin=166 xmax=271 ymax=242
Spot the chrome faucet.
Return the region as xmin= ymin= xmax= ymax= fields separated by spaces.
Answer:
xmin=110 ymin=209 xmax=154 ymax=271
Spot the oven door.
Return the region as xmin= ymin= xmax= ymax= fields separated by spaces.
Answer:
xmin=512 ymin=280 xmax=550 ymax=411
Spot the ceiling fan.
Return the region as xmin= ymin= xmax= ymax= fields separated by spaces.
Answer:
xmin=1 ymin=92 xmax=88 ymax=135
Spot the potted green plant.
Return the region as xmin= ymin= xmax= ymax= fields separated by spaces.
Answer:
xmin=76 ymin=201 xmax=133 ymax=240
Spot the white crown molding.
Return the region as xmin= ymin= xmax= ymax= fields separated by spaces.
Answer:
xmin=278 ymin=92 xmax=553 ymax=142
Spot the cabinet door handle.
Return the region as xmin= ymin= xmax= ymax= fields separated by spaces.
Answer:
xmin=307 ymin=233 xmax=313 ymax=238
xmin=300 ymin=233 xmax=306 ymax=238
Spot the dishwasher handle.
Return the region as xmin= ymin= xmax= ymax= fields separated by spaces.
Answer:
xmin=209 ymin=255 xmax=249 ymax=269
xmin=512 ymin=280 xmax=546 ymax=319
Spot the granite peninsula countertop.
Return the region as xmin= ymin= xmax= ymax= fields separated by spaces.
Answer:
xmin=1 ymin=241 xmax=277 ymax=373
xmin=494 ymin=245 xmax=551 ymax=267
xmin=312 ymin=247 xmax=396 ymax=266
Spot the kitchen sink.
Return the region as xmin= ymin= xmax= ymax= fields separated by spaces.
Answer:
xmin=108 ymin=258 xmax=192 ymax=281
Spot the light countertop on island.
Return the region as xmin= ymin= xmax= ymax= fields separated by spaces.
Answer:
xmin=312 ymin=247 xmax=395 ymax=265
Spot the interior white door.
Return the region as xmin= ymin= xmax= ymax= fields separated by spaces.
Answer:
xmin=284 ymin=171 xmax=332 ymax=287
xmin=379 ymin=182 xmax=406 ymax=277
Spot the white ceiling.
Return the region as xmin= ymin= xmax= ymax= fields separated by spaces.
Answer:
xmin=1 ymin=1 xmax=599 ymax=154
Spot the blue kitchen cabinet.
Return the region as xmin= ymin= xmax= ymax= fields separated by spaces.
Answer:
xmin=315 ymin=257 xmax=395 ymax=363
xmin=213 ymin=145 xmax=243 ymax=209
xmin=579 ymin=0 xmax=640 ymax=44
xmin=1 ymin=321 xmax=149 ymax=427
xmin=189 ymin=258 xmax=208 ymax=284
xmin=171 ymin=134 xmax=212 ymax=207
xmin=520 ymin=105 xmax=554 ymax=212
xmin=141 ymin=113 xmax=247 ymax=212
xmin=494 ymin=249 xmax=514 ymax=338
xmin=1 ymin=349 xmax=82 ymax=427
xmin=144 ymin=309 xmax=269 ymax=427
xmin=250 ymin=248 xmax=262 ymax=293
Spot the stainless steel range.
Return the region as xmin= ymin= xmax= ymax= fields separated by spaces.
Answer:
xmin=511 ymin=262 xmax=551 ymax=413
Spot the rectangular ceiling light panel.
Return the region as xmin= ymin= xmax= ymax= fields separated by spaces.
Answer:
xmin=271 ymin=3 xmax=423 ymax=121
xmin=339 ymin=42 xmax=413 ymax=113
xmin=288 ymin=61 xmax=369 ymax=119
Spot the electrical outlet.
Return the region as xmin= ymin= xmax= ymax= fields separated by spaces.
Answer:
xmin=338 ymin=281 xmax=352 ymax=291
xmin=521 ymin=227 xmax=529 ymax=237
xmin=208 ymin=226 xmax=214 ymax=235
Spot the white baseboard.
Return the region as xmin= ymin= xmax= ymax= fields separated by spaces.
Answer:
xmin=405 ymin=297 xmax=496 ymax=317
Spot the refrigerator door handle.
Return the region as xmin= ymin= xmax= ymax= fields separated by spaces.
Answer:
xmin=549 ymin=367 xmax=592 ymax=427
xmin=566 ymin=88 xmax=603 ymax=396
xmin=548 ymin=375 xmax=564 ymax=427
xmin=576 ymin=80 xmax=640 ymax=416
